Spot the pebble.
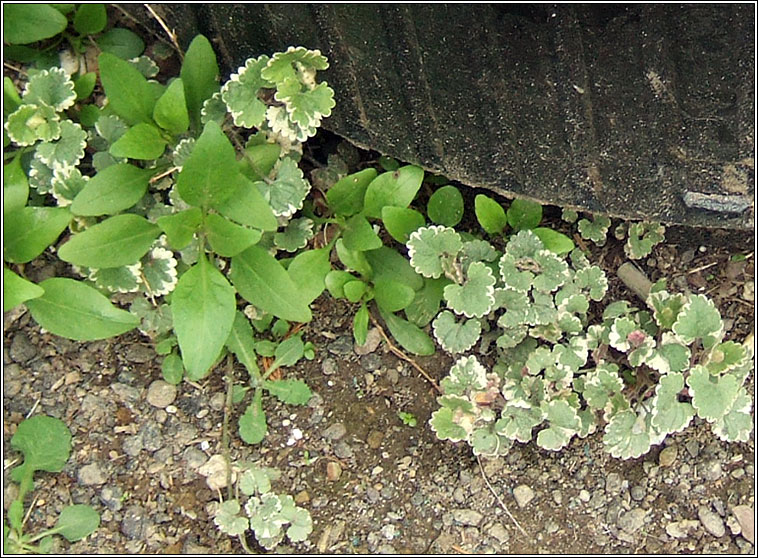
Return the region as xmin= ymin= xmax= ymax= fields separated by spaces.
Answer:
xmin=328 ymin=335 xmax=353 ymax=355
xmin=605 ymin=472 xmax=623 ymax=495
xmin=100 ymin=485 xmax=125 ymax=511
xmin=198 ymin=455 xmax=235 ymax=491
xmin=360 ymin=353 xmax=382 ymax=372
xmin=121 ymin=505 xmax=150 ymax=540
xmin=321 ymin=357 xmax=338 ymax=375
xmin=666 ymin=519 xmax=700 ymax=539
xmin=487 ymin=522 xmax=510 ymax=543
xmin=452 ymin=509 xmax=483 ymax=526
xmin=618 ymin=508 xmax=646 ymax=534
xmin=326 ymin=461 xmax=342 ymax=481
xmin=659 ymin=446 xmax=678 ymax=467
xmin=732 ymin=505 xmax=754 ymax=543
xmin=698 ymin=505 xmax=725 ymax=537
xmin=367 ymin=430 xmax=384 ymax=449
xmin=110 ymin=382 xmax=141 ymax=404
xmin=354 ymin=328 xmax=382 ymax=355
xmin=684 ymin=439 xmax=700 ymax=458
xmin=334 ymin=441 xmax=353 ymax=459
xmin=322 ymin=422 xmax=347 ymax=441
xmin=513 ymin=485 xmax=535 ymax=508
xmin=78 ymin=462 xmax=107 ymax=486
xmin=579 ymin=489 xmax=591 ymax=502
xmin=10 ymin=332 xmax=37 ymax=363
xmin=701 ymin=460 xmax=723 ymax=481
xmin=125 ymin=344 xmax=154 ymax=363
xmin=123 ymin=435 xmax=144 ymax=457
xmin=139 ymin=422 xmax=164 ymax=452
xmin=146 ymin=380 xmax=177 ymax=408
xmin=630 ymin=485 xmax=646 ymax=501
xmin=551 ymin=490 xmax=563 ymax=505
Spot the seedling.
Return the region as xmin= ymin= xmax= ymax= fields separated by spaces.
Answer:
xmin=4 ymin=415 xmax=100 ymax=554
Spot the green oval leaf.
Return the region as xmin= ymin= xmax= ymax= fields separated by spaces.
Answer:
xmin=263 ymin=379 xmax=311 ymax=405
xmin=427 ymin=185 xmax=464 ymax=227
xmin=156 ymin=207 xmax=202 ymax=250
xmin=378 ymin=306 xmax=435 ymax=356
xmin=3 ymin=4 xmax=68 ymax=45
xmin=109 ymin=123 xmax=167 ymax=160
xmin=381 ymin=206 xmax=425 ymax=244
xmin=172 ymin=255 xmax=236 ymax=380
xmin=178 ymin=120 xmax=241 ymax=208
xmin=213 ymin=176 xmax=278 ymax=231
xmin=239 ymin=390 xmax=267 ymax=445
xmin=3 ymin=267 xmax=44 ymax=311
xmin=96 ymin=28 xmax=145 ymax=60
xmin=326 ymin=168 xmax=376 ymax=217
xmin=161 ymin=352 xmax=185 ymax=385
xmin=181 ymin=35 xmax=220 ymax=130
xmin=4 ymin=156 xmax=29 ymax=216
xmin=26 ymin=278 xmax=139 ymax=340
xmin=287 ymin=247 xmax=331 ymax=304
xmin=73 ymin=4 xmax=107 ymax=35
xmin=507 ymin=198 xmax=543 ymax=231
xmin=3 ymin=206 xmax=70 ymax=263
xmin=153 ymin=78 xmax=189 ymax=135
xmin=98 ymin=52 xmax=153 ymax=124
xmin=343 ymin=213 xmax=382 ymax=252
xmin=373 ymin=278 xmax=415 ymax=312
xmin=58 ymin=214 xmax=160 ymax=268
xmin=56 ymin=504 xmax=100 ymax=542
xmin=230 ymin=245 xmax=312 ymax=323
xmin=532 ymin=227 xmax=575 ymax=255
xmin=206 ymin=213 xmax=261 ymax=257
xmin=474 ymin=194 xmax=507 ymax=235
xmin=363 ymin=165 xmax=424 ymax=219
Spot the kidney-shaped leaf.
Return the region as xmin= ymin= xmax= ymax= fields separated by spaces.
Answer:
xmin=11 ymin=415 xmax=71 ymax=484
xmin=56 ymin=504 xmax=100 ymax=542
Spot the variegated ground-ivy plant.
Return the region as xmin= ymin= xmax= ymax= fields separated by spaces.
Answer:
xmin=419 ymin=224 xmax=753 ymax=459
xmin=4 ymin=34 xmax=335 ymax=456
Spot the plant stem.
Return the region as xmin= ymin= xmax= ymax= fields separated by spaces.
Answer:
xmin=222 ymin=355 xmax=235 ymax=501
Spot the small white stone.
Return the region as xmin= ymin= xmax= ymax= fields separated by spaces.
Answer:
xmin=513 ymin=485 xmax=535 ymax=508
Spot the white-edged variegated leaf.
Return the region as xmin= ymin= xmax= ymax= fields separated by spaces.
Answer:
xmin=51 ymin=165 xmax=88 ymax=206
xmin=532 ymin=250 xmax=570 ymax=292
xmin=443 ymin=261 xmax=495 ymax=318
xmin=23 ymin=67 xmax=76 ymax=111
xmin=650 ymin=372 xmax=694 ymax=435
xmin=686 ymin=365 xmax=740 ymax=422
xmin=5 ymin=103 xmax=61 ymax=145
xmin=201 ymin=91 xmax=228 ymax=126
xmin=495 ymin=403 xmax=545 ymax=443
xmin=87 ymin=262 xmax=142 ymax=293
xmin=498 ymin=253 xmax=533 ymax=292
xmin=140 ymin=242 xmax=178 ymax=297
xmin=274 ymin=217 xmax=314 ymax=252
xmin=35 ymin=119 xmax=87 ymax=169
xmin=432 ymin=310 xmax=481 ymax=354
xmin=536 ymin=399 xmax=581 ymax=451
xmin=172 ymin=137 xmax=195 ymax=170
xmin=577 ymin=215 xmax=610 ymax=246
xmin=672 ymin=294 xmax=724 ymax=349
xmin=220 ymin=55 xmax=272 ymax=128
xmin=603 ymin=407 xmax=663 ymax=459
xmin=573 ymin=265 xmax=607 ymax=301
xmin=648 ymin=290 xmax=686 ymax=330
xmin=712 ymin=388 xmax=753 ymax=443
xmin=624 ymin=221 xmax=665 ymax=259
xmin=440 ymin=355 xmax=489 ymax=395
xmin=257 ymin=157 xmax=310 ymax=218
xmin=580 ymin=363 xmax=623 ymax=411
xmin=406 ymin=225 xmax=462 ymax=279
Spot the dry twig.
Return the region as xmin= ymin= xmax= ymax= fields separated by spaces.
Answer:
xmin=476 ymin=455 xmax=528 ymax=537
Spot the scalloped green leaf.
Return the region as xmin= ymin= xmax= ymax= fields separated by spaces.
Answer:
xmin=574 ymin=265 xmax=608 ymax=301
xmin=536 ymin=399 xmax=581 ymax=451
xmin=686 ymin=365 xmax=740 ymax=422
xmin=432 ymin=311 xmax=481 ymax=354
xmin=651 ymin=372 xmax=694 ymax=434
xmin=672 ymin=294 xmax=723 ymax=349
xmin=59 ymin=214 xmax=160 ymax=268
xmin=275 ymin=79 xmax=335 ymax=132
xmin=4 ymin=206 xmax=70 ymax=263
xmin=427 ymin=185 xmax=464 ymax=227
xmin=625 ymin=222 xmax=665 ymax=260
xmin=261 ymin=47 xmax=329 ymax=83
xmin=172 ymin=255 xmax=236 ymax=379
xmin=603 ymin=408 xmax=658 ymax=459
xmin=406 ymin=225 xmax=462 ymax=279
xmin=429 ymin=407 xmax=468 ymax=442
xmin=363 ymin=165 xmax=424 ymax=219
xmin=712 ymin=388 xmax=753 ymax=443
xmin=26 ymin=278 xmax=138 ymax=340
xmin=496 ymin=404 xmax=546 ymax=443
xmin=10 ymin=415 xmax=71 ymax=488
xmin=577 ymin=215 xmax=611 ymax=246
xmin=443 ymin=261 xmax=495 ymax=318
xmin=214 ymin=500 xmax=249 ymax=537
xmin=23 ymin=67 xmax=75 ymax=111
xmin=704 ymin=341 xmax=748 ymax=375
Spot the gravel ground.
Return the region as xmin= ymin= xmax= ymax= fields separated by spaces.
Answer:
xmin=2 ymin=228 xmax=755 ymax=555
